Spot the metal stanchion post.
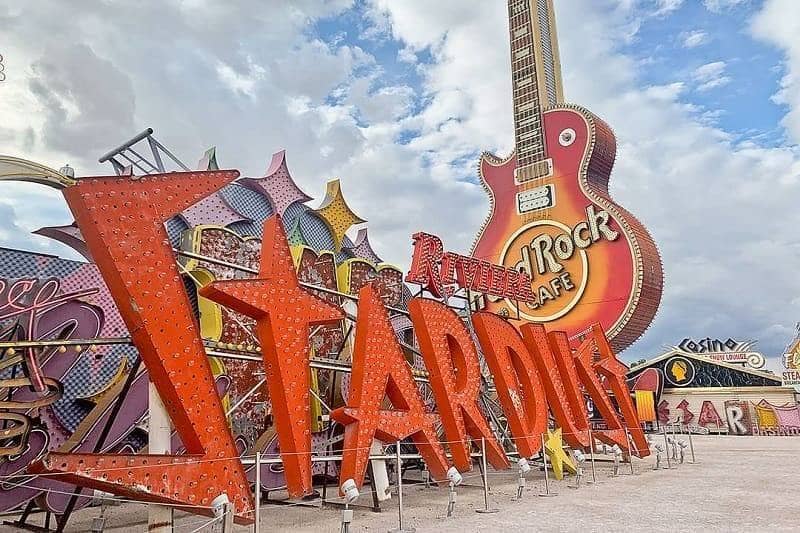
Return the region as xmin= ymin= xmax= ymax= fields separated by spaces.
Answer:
xmin=221 ymin=502 xmax=233 ymax=533
xmin=538 ymin=434 xmax=557 ymax=497
xmin=671 ymin=424 xmax=678 ymax=462
xmin=624 ymin=428 xmax=635 ymax=475
xmin=476 ymin=437 xmax=499 ymax=513
xmin=663 ymin=429 xmax=672 ymax=469
xmin=515 ymin=466 xmax=526 ymax=500
xmin=587 ymin=427 xmax=597 ymax=484
xmin=254 ymin=452 xmax=261 ymax=533
xmin=687 ymin=427 xmax=697 ymax=464
xmin=390 ymin=441 xmax=414 ymax=533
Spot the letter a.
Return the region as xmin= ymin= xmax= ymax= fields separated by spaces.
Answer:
xmin=409 ymin=299 xmax=508 ymax=471
xmin=331 ymin=285 xmax=449 ymax=489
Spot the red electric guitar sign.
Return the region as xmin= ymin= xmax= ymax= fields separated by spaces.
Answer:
xmin=472 ymin=0 xmax=663 ymax=351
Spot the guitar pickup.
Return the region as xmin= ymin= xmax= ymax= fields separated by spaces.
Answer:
xmin=517 ymin=185 xmax=555 ymax=214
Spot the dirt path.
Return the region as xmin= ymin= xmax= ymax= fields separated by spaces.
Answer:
xmin=29 ymin=435 xmax=800 ymax=532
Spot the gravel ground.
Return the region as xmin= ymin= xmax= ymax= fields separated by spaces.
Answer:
xmin=15 ymin=435 xmax=799 ymax=532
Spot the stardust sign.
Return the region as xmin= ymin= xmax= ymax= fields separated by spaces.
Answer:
xmin=26 ymin=171 xmax=648 ymax=525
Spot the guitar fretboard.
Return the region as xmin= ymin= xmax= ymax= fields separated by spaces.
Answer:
xmin=507 ymin=0 xmax=563 ymax=176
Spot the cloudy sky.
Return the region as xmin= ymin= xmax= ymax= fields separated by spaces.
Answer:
xmin=1 ymin=0 xmax=800 ymax=370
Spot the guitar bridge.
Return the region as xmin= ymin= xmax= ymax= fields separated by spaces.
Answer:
xmin=517 ymin=185 xmax=555 ymax=214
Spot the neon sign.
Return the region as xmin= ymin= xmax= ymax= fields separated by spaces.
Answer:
xmin=28 ymin=171 xmax=648 ymax=524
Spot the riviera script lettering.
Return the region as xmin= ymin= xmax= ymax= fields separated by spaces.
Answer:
xmin=406 ymin=232 xmax=535 ymax=303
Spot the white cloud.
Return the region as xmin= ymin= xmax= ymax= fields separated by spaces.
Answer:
xmin=692 ymin=61 xmax=732 ymax=91
xmin=654 ymin=0 xmax=685 ymax=16
xmin=704 ymin=0 xmax=748 ymax=13
xmin=751 ymin=0 xmax=800 ymax=144
xmin=681 ymin=30 xmax=709 ymax=48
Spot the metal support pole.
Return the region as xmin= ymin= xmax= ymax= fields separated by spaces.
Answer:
xmin=148 ymin=378 xmax=174 ymax=532
xmin=671 ymin=423 xmax=678 ymax=461
xmin=221 ymin=502 xmax=234 ymax=533
xmin=254 ymin=452 xmax=261 ymax=533
xmin=663 ymin=429 xmax=672 ymax=469
xmin=625 ymin=428 xmax=635 ymax=475
xmin=476 ymin=437 xmax=499 ymax=513
xmin=587 ymin=427 xmax=597 ymax=484
xmin=389 ymin=441 xmax=414 ymax=532
xmin=515 ymin=467 xmax=526 ymax=500
xmin=447 ymin=482 xmax=457 ymax=518
xmin=687 ymin=427 xmax=697 ymax=464
xmin=538 ymin=434 xmax=557 ymax=497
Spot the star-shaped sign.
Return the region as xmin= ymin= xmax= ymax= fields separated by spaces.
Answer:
xmin=314 ymin=179 xmax=366 ymax=252
xmin=240 ymin=150 xmax=313 ymax=216
xmin=200 ymin=215 xmax=344 ymax=497
xmin=544 ymin=428 xmax=577 ymax=480
xmin=345 ymin=228 xmax=382 ymax=264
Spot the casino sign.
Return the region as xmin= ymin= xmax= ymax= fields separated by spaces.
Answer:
xmin=676 ymin=337 xmax=766 ymax=369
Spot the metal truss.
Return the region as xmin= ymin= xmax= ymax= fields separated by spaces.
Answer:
xmin=98 ymin=128 xmax=189 ymax=176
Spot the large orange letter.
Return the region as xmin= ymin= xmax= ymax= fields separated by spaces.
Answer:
xmin=571 ymin=334 xmax=627 ymax=450
xmin=472 ymin=313 xmax=547 ymax=458
xmin=521 ymin=324 xmax=590 ymax=448
xmin=30 ymin=172 xmax=254 ymax=523
xmin=331 ymin=286 xmax=449 ymax=489
xmin=200 ymin=216 xmax=345 ymax=496
xmin=590 ymin=325 xmax=650 ymax=457
xmin=409 ymin=299 xmax=508 ymax=471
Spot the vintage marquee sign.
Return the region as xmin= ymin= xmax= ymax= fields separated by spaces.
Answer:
xmin=26 ymin=171 xmax=648 ymax=525
xmin=470 ymin=0 xmax=663 ymax=352
xmin=676 ymin=338 xmax=765 ymax=369
xmin=406 ymin=232 xmax=534 ymax=303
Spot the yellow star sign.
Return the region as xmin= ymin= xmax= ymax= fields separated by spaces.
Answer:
xmin=314 ymin=179 xmax=366 ymax=251
xmin=544 ymin=428 xmax=577 ymax=480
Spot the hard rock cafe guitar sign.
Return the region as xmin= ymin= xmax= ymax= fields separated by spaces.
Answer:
xmin=472 ymin=0 xmax=663 ymax=351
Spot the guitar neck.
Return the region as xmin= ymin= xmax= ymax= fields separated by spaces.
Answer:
xmin=507 ymin=0 xmax=564 ymax=176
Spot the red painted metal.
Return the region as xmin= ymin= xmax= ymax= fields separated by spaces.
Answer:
xmin=590 ymin=324 xmax=650 ymax=457
xmin=520 ymin=323 xmax=590 ymax=449
xmin=29 ymin=171 xmax=255 ymax=523
xmin=471 ymin=312 xmax=547 ymax=458
xmin=571 ymin=333 xmax=627 ymax=449
xmin=200 ymin=216 xmax=344 ymax=497
xmin=331 ymin=285 xmax=449 ymax=490
xmin=409 ymin=298 xmax=508 ymax=472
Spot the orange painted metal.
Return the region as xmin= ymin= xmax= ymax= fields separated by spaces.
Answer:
xmin=29 ymin=171 xmax=254 ymax=523
xmin=571 ymin=334 xmax=627 ymax=450
xmin=590 ymin=324 xmax=650 ymax=457
xmin=200 ymin=216 xmax=345 ymax=497
xmin=471 ymin=312 xmax=547 ymax=458
xmin=408 ymin=299 xmax=508 ymax=472
xmin=520 ymin=323 xmax=590 ymax=449
xmin=331 ymin=285 xmax=449 ymax=489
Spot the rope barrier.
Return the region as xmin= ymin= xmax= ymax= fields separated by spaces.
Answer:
xmin=0 ymin=425 xmax=659 ymax=481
